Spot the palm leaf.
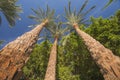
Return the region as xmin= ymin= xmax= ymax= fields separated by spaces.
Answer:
xmin=78 ymin=0 xmax=88 ymax=15
xmin=103 ymin=0 xmax=114 ymax=9
xmin=0 ymin=0 xmax=21 ymax=26
xmin=68 ymin=1 xmax=71 ymax=15
xmin=83 ymin=6 xmax=96 ymax=16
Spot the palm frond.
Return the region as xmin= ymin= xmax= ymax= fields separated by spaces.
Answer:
xmin=68 ymin=1 xmax=72 ymax=15
xmin=0 ymin=40 xmax=4 ymax=45
xmin=61 ymin=26 xmax=70 ymax=34
xmin=46 ymin=5 xmax=50 ymax=17
xmin=103 ymin=0 xmax=115 ymax=9
xmin=64 ymin=7 xmax=70 ymax=19
xmin=73 ymin=8 xmax=77 ymax=16
xmin=78 ymin=0 xmax=88 ymax=15
xmin=0 ymin=0 xmax=22 ymax=26
xmin=47 ymin=22 xmax=69 ymax=39
xmin=62 ymin=34 xmax=70 ymax=46
xmin=83 ymin=5 xmax=96 ymax=16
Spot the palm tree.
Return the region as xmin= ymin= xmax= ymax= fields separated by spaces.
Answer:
xmin=0 ymin=6 xmax=55 ymax=80
xmin=0 ymin=0 xmax=21 ymax=26
xmin=64 ymin=1 xmax=120 ymax=80
xmin=44 ymin=22 xmax=69 ymax=80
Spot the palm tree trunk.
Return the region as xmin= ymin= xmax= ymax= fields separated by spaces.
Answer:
xmin=0 ymin=20 xmax=48 ymax=80
xmin=73 ymin=23 xmax=120 ymax=80
xmin=44 ymin=37 xmax=58 ymax=80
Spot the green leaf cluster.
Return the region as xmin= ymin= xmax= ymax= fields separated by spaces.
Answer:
xmin=22 ymin=40 xmax=51 ymax=80
xmin=0 ymin=0 xmax=21 ymax=26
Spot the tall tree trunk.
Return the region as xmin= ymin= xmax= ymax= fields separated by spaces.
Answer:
xmin=44 ymin=37 xmax=58 ymax=80
xmin=0 ymin=20 xmax=48 ymax=80
xmin=73 ymin=23 xmax=120 ymax=80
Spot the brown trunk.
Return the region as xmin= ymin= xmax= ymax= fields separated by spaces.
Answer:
xmin=73 ymin=23 xmax=120 ymax=80
xmin=0 ymin=20 xmax=48 ymax=80
xmin=44 ymin=37 xmax=58 ymax=80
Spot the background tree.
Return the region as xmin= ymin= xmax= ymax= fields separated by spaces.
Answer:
xmin=57 ymin=32 xmax=104 ymax=80
xmin=0 ymin=0 xmax=21 ymax=26
xmin=22 ymin=40 xmax=51 ymax=80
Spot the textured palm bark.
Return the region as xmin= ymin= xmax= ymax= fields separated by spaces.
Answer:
xmin=44 ymin=37 xmax=58 ymax=80
xmin=73 ymin=23 xmax=120 ymax=80
xmin=0 ymin=20 xmax=48 ymax=80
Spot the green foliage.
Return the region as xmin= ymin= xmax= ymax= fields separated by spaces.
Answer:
xmin=0 ymin=0 xmax=22 ymax=26
xmin=57 ymin=32 xmax=103 ymax=80
xmin=86 ymin=10 xmax=120 ymax=56
xmin=22 ymin=40 xmax=51 ymax=80
xmin=57 ymin=66 xmax=80 ymax=80
xmin=22 ymin=33 xmax=103 ymax=80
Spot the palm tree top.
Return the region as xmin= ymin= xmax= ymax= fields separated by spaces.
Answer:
xmin=29 ymin=5 xmax=55 ymax=25
xmin=47 ymin=22 xmax=69 ymax=40
xmin=64 ymin=0 xmax=95 ymax=26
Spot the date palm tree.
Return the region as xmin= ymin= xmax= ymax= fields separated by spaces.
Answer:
xmin=44 ymin=22 xmax=69 ymax=80
xmin=0 ymin=6 xmax=55 ymax=80
xmin=0 ymin=0 xmax=21 ymax=26
xmin=64 ymin=1 xmax=120 ymax=80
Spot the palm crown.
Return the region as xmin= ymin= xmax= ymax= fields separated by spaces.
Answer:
xmin=29 ymin=5 xmax=55 ymax=26
xmin=47 ymin=22 xmax=69 ymax=40
xmin=64 ymin=0 xmax=95 ymax=26
xmin=0 ymin=0 xmax=21 ymax=26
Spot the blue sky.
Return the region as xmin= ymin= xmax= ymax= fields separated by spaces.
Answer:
xmin=0 ymin=0 xmax=120 ymax=49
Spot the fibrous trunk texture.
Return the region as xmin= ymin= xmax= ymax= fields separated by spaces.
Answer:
xmin=0 ymin=21 xmax=48 ymax=80
xmin=73 ymin=23 xmax=120 ymax=80
xmin=44 ymin=37 xmax=58 ymax=80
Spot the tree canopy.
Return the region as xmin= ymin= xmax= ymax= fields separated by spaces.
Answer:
xmin=22 ymin=40 xmax=51 ymax=80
